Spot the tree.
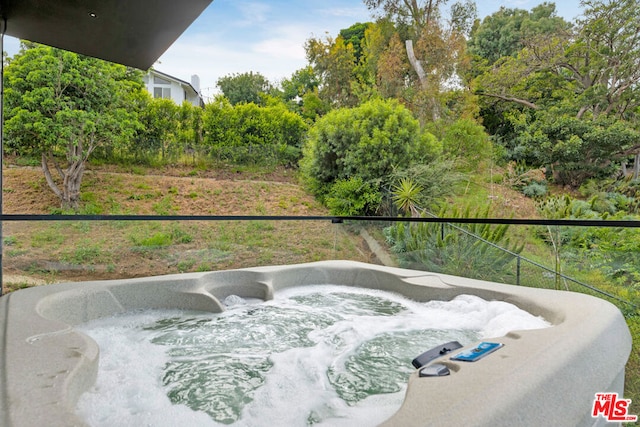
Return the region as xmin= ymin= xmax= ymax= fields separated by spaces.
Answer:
xmin=363 ymin=0 xmax=446 ymax=36
xmin=305 ymin=34 xmax=360 ymax=108
xmin=280 ymin=67 xmax=319 ymax=101
xmin=472 ymin=0 xmax=640 ymax=184
xmin=468 ymin=3 xmax=569 ymax=66
xmin=374 ymin=32 xmax=412 ymax=99
xmin=216 ymin=72 xmax=273 ymax=106
xmin=475 ymin=1 xmax=640 ymax=119
xmin=339 ymin=22 xmax=371 ymax=62
xmin=4 ymin=43 xmax=143 ymax=209
xmin=511 ymin=110 xmax=640 ymax=186
xmin=364 ymin=0 xmax=476 ymax=122
xmin=279 ymin=66 xmax=322 ymax=116
xmin=568 ymin=0 xmax=640 ymax=120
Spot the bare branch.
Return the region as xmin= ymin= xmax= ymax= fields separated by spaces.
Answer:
xmin=478 ymin=92 xmax=539 ymax=110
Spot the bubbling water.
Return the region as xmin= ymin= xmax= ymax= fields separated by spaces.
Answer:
xmin=75 ymin=285 xmax=550 ymax=426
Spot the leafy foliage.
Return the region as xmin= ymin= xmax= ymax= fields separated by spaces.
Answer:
xmin=427 ymin=118 xmax=491 ymax=170
xmin=362 ymin=1 xmax=475 ymax=123
xmin=510 ymin=111 xmax=640 ymax=187
xmin=216 ymin=72 xmax=273 ymax=106
xmin=306 ymin=34 xmax=361 ymax=108
xmin=472 ymin=0 xmax=640 ymax=189
xmin=521 ymin=182 xmax=547 ymax=199
xmin=300 ymin=98 xmax=440 ymax=212
xmin=325 ymin=177 xmax=382 ymax=216
xmin=134 ymin=98 xmax=179 ymax=161
xmin=384 ymin=205 xmax=523 ymax=282
xmin=339 ymin=22 xmax=371 ymax=62
xmin=203 ymin=97 xmax=308 ymax=166
xmin=468 ymin=3 xmax=570 ymax=66
xmin=279 ymin=66 xmax=324 ymax=119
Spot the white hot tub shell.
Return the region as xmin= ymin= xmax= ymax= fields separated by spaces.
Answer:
xmin=0 ymin=261 xmax=632 ymax=426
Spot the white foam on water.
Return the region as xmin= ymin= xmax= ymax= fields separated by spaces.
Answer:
xmin=75 ymin=312 xmax=215 ymax=426
xmin=75 ymin=286 xmax=550 ymax=427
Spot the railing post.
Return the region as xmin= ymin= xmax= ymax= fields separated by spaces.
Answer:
xmin=516 ymin=255 xmax=521 ymax=286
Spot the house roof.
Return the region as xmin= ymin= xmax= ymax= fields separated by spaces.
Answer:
xmin=148 ymin=69 xmax=204 ymax=106
xmin=150 ymin=69 xmax=199 ymax=94
xmin=0 ymin=0 xmax=213 ymax=69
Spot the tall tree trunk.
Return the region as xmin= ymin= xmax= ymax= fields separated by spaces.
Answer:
xmin=62 ymin=159 xmax=85 ymax=209
xmin=41 ymin=152 xmax=85 ymax=210
xmin=406 ymin=39 xmax=441 ymax=121
xmin=405 ymin=40 xmax=427 ymax=89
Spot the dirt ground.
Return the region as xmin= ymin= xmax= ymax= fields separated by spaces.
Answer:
xmin=2 ymin=163 xmax=306 ymax=215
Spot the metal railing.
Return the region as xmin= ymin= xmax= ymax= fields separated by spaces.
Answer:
xmin=1 ymin=214 xmax=638 ymax=312
xmin=419 ymin=214 xmax=636 ymax=308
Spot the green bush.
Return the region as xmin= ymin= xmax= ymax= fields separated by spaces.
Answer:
xmin=325 ymin=177 xmax=382 ymax=216
xmin=436 ymin=118 xmax=491 ymax=170
xmin=522 ymin=182 xmax=547 ymax=198
xmin=300 ymin=98 xmax=440 ymax=205
xmin=510 ymin=111 xmax=639 ymax=188
xmin=203 ymin=97 xmax=308 ymax=166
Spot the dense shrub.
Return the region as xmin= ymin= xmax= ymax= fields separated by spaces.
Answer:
xmin=131 ymin=98 xmax=180 ymax=162
xmin=300 ymin=98 xmax=440 ymax=209
xmin=522 ymin=181 xmax=547 ymax=198
xmin=511 ymin=112 xmax=640 ymax=188
xmin=203 ymin=97 xmax=308 ymax=166
xmin=432 ymin=118 xmax=492 ymax=170
xmin=325 ymin=177 xmax=382 ymax=216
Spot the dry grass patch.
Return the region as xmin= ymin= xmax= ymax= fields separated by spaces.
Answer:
xmin=2 ymin=166 xmax=373 ymax=287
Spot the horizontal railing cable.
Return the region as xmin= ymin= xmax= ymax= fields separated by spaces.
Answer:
xmin=2 ymin=214 xmax=640 ymax=228
xmin=398 ymin=209 xmax=637 ymax=308
xmin=1 ymin=214 xmax=637 ymax=308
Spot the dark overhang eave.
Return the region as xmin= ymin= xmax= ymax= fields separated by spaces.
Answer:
xmin=0 ymin=0 xmax=213 ymax=69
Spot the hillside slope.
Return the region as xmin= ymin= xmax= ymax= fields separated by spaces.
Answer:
xmin=2 ymin=165 xmax=375 ymax=287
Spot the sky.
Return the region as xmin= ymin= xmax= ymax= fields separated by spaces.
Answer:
xmin=3 ymin=0 xmax=584 ymax=102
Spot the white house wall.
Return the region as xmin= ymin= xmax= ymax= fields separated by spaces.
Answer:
xmin=144 ymin=71 xmax=203 ymax=107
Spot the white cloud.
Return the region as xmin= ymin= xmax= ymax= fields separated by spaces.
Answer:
xmin=317 ymin=6 xmax=371 ymax=19
xmin=232 ymin=1 xmax=271 ymax=26
xmin=253 ymin=38 xmax=306 ymax=60
xmin=154 ymin=2 xmax=374 ymax=94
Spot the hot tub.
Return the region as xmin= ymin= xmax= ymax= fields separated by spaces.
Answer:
xmin=0 ymin=261 xmax=632 ymax=426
